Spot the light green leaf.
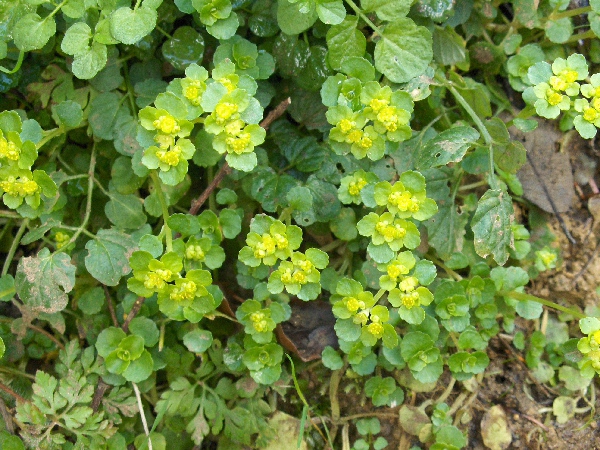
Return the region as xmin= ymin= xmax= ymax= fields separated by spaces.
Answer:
xmin=85 ymin=229 xmax=137 ymax=286
xmin=374 ymin=18 xmax=433 ymax=83
xmin=0 ymin=275 xmax=15 ymax=302
xmin=360 ymin=0 xmax=411 ymax=20
xmin=326 ymin=16 xmax=366 ymax=71
xmin=71 ymin=42 xmax=108 ymax=80
xmin=61 ymin=22 xmax=92 ymax=56
xmin=15 ymin=248 xmax=76 ymax=314
xmin=471 ymin=189 xmax=514 ymax=265
xmin=13 ymin=14 xmax=56 ymax=52
xmin=277 ymin=0 xmax=318 ymax=34
xmin=183 ymin=329 xmax=213 ymax=353
xmin=110 ymin=6 xmax=157 ymax=45
xmin=315 ymin=0 xmax=345 ymax=24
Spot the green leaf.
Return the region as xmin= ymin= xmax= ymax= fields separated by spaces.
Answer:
xmin=415 ymin=126 xmax=479 ymax=170
xmin=374 ymin=18 xmax=433 ymax=84
xmin=315 ymin=0 xmax=345 ymax=25
xmin=0 ymin=274 xmax=15 ymax=302
xmin=105 ymin=192 xmax=147 ymax=230
xmin=53 ymin=101 xmax=83 ymax=128
xmin=110 ymin=6 xmax=157 ymax=45
xmin=78 ymin=287 xmax=104 ymax=315
xmin=162 ymin=26 xmax=204 ymax=71
xmin=129 ymin=317 xmax=160 ymax=347
xmin=287 ymin=186 xmax=313 ymax=212
xmin=296 ymin=46 xmax=332 ymax=92
xmin=545 ymin=17 xmax=572 ymax=44
xmin=89 ymin=92 xmax=126 ymax=140
xmin=71 ymin=42 xmax=108 ymax=80
xmin=321 ymin=346 xmax=343 ymax=370
xmin=330 ymin=208 xmax=358 ymax=241
xmin=424 ymin=169 xmax=467 ymax=259
xmin=277 ymin=0 xmax=318 ymax=34
xmin=219 ymin=209 xmax=242 ymax=239
xmin=15 ymin=248 xmax=76 ymax=314
xmin=183 ymin=329 xmax=213 ymax=353
xmin=361 ymin=0 xmax=411 ymax=20
xmin=471 ymin=189 xmax=514 ymax=265
xmin=326 ymin=16 xmax=367 ymax=71
xmin=13 ymin=13 xmax=56 ymax=52
xmin=495 ymin=141 xmax=527 ymax=174
xmin=61 ymin=22 xmax=92 ymax=56
xmin=85 ymin=229 xmax=137 ymax=286
xmin=0 ymin=337 xmax=5 ymax=360
xmin=122 ymin=349 xmax=153 ymax=382
xmin=433 ymin=27 xmax=467 ymax=66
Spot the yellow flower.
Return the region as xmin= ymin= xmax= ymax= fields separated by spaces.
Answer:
xmin=153 ymin=114 xmax=180 ymax=135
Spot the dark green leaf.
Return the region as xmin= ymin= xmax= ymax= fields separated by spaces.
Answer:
xmin=85 ymin=229 xmax=137 ymax=286
xmin=415 ymin=126 xmax=479 ymax=170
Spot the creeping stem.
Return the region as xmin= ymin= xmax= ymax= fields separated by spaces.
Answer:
xmin=507 ymin=291 xmax=587 ymax=320
xmin=150 ymin=171 xmax=173 ymax=252
xmin=446 ymin=84 xmax=498 ymax=189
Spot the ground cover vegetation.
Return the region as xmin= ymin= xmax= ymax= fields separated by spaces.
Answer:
xmin=1 ymin=0 xmax=600 ymax=448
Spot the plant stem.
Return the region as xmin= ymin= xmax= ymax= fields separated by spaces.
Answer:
xmin=188 ymin=97 xmax=292 ymax=215
xmin=344 ymin=0 xmax=384 ymax=36
xmin=1 ymin=219 xmax=29 ymax=277
xmin=0 ymin=381 xmax=26 ymax=403
xmin=507 ymin=291 xmax=587 ymax=319
xmin=446 ymin=85 xmax=498 ymax=189
xmin=373 ymin=288 xmax=386 ymax=302
xmin=64 ymin=145 xmax=96 ymax=248
xmin=0 ymin=50 xmax=24 ymax=75
xmin=150 ymin=171 xmax=173 ymax=252
xmin=132 ymin=382 xmax=153 ymax=450
xmin=551 ymin=5 xmax=591 ymax=20
xmin=36 ymin=128 xmax=64 ymax=150
xmin=564 ymin=29 xmax=596 ymax=44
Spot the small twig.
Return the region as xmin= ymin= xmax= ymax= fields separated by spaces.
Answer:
xmin=526 ymin=152 xmax=577 ymax=245
xmin=188 ymin=97 xmax=292 ymax=216
xmin=122 ymin=296 xmax=145 ymax=333
xmin=260 ymin=97 xmax=291 ymax=130
xmin=103 ymin=285 xmax=119 ymax=328
xmin=496 ymin=335 xmax=554 ymax=397
xmin=27 ymin=323 xmax=65 ymax=350
xmin=572 ymin=238 xmax=600 ymax=287
xmin=0 ymin=398 xmax=14 ymax=433
xmin=188 ymin=163 xmax=231 ymax=215
xmin=133 ymin=382 xmax=153 ymax=450
xmin=0 ymin=380 xmax=26 ymax=403
xmin=512 ymin=409 xmax=550 ymax=431
xmin=91 ymin=380 xmax=110 ymax=413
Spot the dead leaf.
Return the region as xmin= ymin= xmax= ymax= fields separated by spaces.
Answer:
xmin=514 ymin=122 xmax=575 ymax=213
xmin=481 ymin=405 xmax=512 ymax=450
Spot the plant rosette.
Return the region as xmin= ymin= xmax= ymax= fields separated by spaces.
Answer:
xmin=267 ymin=248 xmax=329 ymax=300
xmin=95 ymin=327 xmax=154 ymax=383
xmin=331 ymin=278 xmax=398 ymax=349
xmin=338 ymin=170 xmax=379 ymax=205
xmin=577 ymin=317 xmax=600 ymax=378
xmin=238 ymin=214 xmax=303 ymax=267
xmin=127 ymin=251 xmax=183 ymax=298
xmin=242 ymin=337 xmax=284 ymax=385
xmin=236 ymin=299 xmax=291 ymax=344
xmin=373 ymin=171 xmax=438 ymax=220
xmin=157 ymin=269 xmax=216 ymax=322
